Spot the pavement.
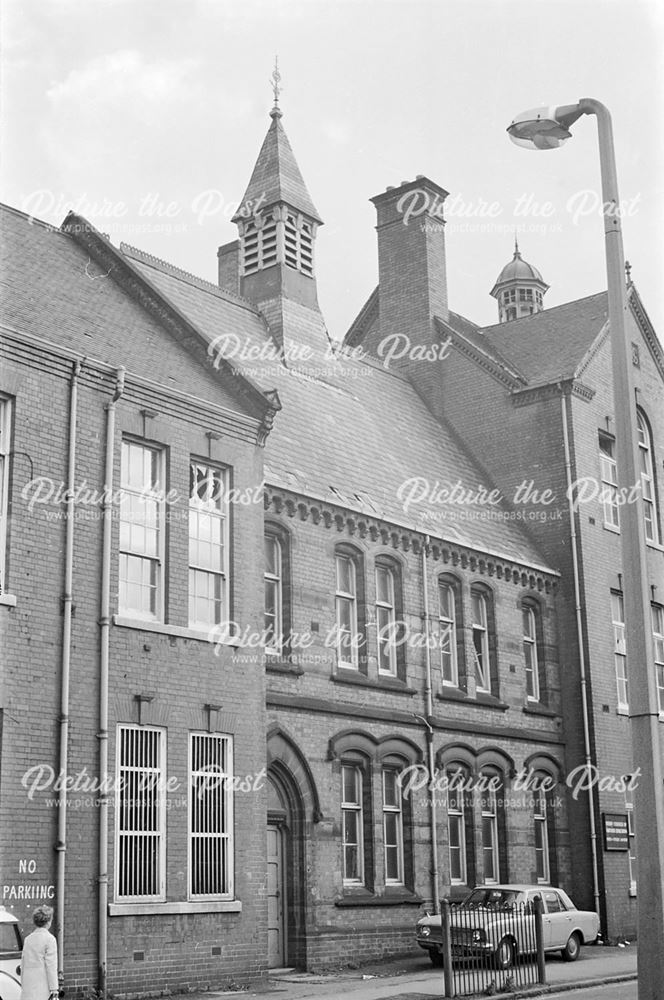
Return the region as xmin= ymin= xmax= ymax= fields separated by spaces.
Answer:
xmin=175 ymin=943 xmax=637 ymax=1000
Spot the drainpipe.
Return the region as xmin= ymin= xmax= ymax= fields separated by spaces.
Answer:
xmin=56 ymin=359 xmax=82 ymax=973
xmin=99 ymin=368 xmax=125 ymax=996
xmin=420 ymin=534 xmax=440 ymax=914
xmin=560 ymin=387 xmax=601 ymax=917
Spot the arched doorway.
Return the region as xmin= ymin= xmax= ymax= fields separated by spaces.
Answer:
xmin=267 ymin=727 xmax=321 ymax=970
xmin=267 ymin=776 xmax=289 ymax=968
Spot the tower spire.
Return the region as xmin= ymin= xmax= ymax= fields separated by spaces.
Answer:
xmin=269 ymin=56 xmax=282 ymax=119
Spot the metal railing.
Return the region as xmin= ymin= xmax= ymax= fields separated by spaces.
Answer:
xmin=440 ymin=896 xmax=546 ymax=997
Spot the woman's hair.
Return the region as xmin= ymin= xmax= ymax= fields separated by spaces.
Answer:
xmin=33 ymin=905 xmax=54 ymax=928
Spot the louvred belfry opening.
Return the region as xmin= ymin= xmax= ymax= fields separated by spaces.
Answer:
xmin=241 ymin=213 xmax=279 ymax=275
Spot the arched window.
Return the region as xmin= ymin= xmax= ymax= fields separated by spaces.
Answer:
xmin=264 ymin=534 xmax=282 ymax=655
xmin=526 ymin=767 xmax=559 ymax=886
xmin=446 ymin=763 xmax=475 ymax=887
xmin=264 ymin=522 xmax=291 ymax=660
xmin=341 ymin=760 xmax=366 ymax=885
xmin=375 ymin=562 xmax=397 ymax=676
xmin=438 ymin=576 xmax=460 ymax=687
xmin=382 ymin=766 xmax=404 ymax=885
xmin=335 ymin=546 xmax=365 ymax=670
xmin=522 ymin=601 xmax=545 ymax=703
xmin=637 ymin=410 xmax=660 ymax=544
xmin=479 ymin=772 xmax=502 ymax=884
xmin=471 ymin=586 xmax=497 ymax=695
xmin=534 ymin=783 xmax=550 ymax=883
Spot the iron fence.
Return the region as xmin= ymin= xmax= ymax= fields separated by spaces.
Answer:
xmin=439 ymin=896 xmax=546 ymax=997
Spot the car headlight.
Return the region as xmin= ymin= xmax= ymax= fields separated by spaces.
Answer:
xmin=471 ymin=929 xmax=485 ymax=943
xmin=419 ymin=925 xmax=431 ymax=938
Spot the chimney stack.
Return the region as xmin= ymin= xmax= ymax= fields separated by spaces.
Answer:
xmin=371 ymin=176 xmax=449 ymax=377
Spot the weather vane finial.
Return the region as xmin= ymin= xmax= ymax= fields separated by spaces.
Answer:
xmin=269 ymin=57 xmax=282 ymax=117
xmin=514 ymin=233 xmax=520 ymax=256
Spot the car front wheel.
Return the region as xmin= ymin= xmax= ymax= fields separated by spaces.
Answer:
xmin=561 ymin=932 xmax=581 ymax=962
xmin=429 ymin=950 xmax=445 ymax=967
xmin=493 ymin=936 xmax=516 ymax=970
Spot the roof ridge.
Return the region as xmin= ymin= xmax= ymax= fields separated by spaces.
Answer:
xmin=0 ymin=201 xmax=61 ymax=232
xmin=120 ymin=243 xmax=259 ymax=312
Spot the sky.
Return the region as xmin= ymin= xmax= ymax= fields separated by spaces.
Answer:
xmin=1 ymin=0 xmax=663 ymax=344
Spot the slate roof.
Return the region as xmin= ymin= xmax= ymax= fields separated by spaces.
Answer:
xmin=346 ymin=285 xmax=610 ymax=388
xmin=235 ymin=111 xmax=323 ymax=224
xmin=122 ymin=244 xmax=555 ymax=572
xmin=482 ymin=292 xmax=609 ymax=384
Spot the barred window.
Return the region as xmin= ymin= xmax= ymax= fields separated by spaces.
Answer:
xmin=119 ymin=441 xmax=164 ymax=619
xmin=341 ymin=764 xmax=364 ymax=884
xmin=612 ymin=591 xmax=628 ymax=711
xmin=189 ymin=733 xmax=234 ymax=899
xmin=115 ymin=725 xmax=166 ymax=900
xmin=438 ymin=582 xmax=458 ymax=686
xmin=189 ymin=462 xmax=227 ymax=628
xmin=523 ymin=606 xmax=540 ymax=702
xmin=382 ymin=769 xmax=404 ymax=884
xmin=0 ymin=397 xmax=12 ymax=595
xmin=599 ymin=432 xmax=619 ymax=529
xmin=375 ymin=564 xmax=397 ymax=676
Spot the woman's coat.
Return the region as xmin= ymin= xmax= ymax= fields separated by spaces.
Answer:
xmin=20 ymin=928 xmax=58 ymax=1000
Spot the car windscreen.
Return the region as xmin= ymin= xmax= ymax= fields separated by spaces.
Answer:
xmin=0 ymin=922 xmax=22 ymax=954
xmin=463 ymin=889 xmax=522 ymax=908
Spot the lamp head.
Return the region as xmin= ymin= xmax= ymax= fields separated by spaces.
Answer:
xmin=507 ymin=103 xmax=585 ymax=150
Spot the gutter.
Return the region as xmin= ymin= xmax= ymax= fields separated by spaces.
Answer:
xmin=560 ymin=387 xmax=601 ymax=919
xmin=56 ymin=358 xmax=82 ymax=972
xmin=98 ymin=368 xmax=125 ymax=995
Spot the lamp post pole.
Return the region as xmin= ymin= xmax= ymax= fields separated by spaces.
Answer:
xmin=584 ymin=99 xmax=664 ymax=1000
xmin=509 ymin=98 xmax=664 ymax=1000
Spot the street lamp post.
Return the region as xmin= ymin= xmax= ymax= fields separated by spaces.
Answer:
xmin=507 ymin=99 xmax=664 ymax=1000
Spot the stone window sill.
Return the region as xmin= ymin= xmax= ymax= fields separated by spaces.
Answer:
xmin=335 ymin=891 xmax=423 ymax=908
xmin=331 ymin=672 xmax=417 ymax=696
xmin=436 ymin=689 xmax=508 ymax=711
xmin=266 ymin=658 xmax=304 ymax=676
xmin=113 ymin=615 xmax=221 ymax=644
xmin=0 ymin=594 xmax=17 ymax=608
xmin=522 ymin=702 xmax=559 ymax=718
xmin=109 ymin=900 xmax=242 ymax=916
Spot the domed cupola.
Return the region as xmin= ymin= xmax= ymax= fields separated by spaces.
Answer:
xmin=490 ymin=239 xmax=549 ymax=322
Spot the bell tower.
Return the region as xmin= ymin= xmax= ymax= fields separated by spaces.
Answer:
xmin=220 ymin=61 xmax=323 ymax=313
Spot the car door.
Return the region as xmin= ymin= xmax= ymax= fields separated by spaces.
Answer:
xmin=542 ymin=890 xmax=573 ymax=948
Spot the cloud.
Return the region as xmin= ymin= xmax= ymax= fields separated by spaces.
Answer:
xmin=46 ymin=49 xmax=199 ymax=114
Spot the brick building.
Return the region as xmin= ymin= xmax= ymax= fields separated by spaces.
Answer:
xmin=1 ymin=94 xmax=662 ymax=991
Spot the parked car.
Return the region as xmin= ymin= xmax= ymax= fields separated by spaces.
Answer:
xmin=416 ymin=884 xmax=600 ymax=969
xmin=0 ymin=907 xmax=22 ymax=1000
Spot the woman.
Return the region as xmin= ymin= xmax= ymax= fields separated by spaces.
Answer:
xmin=20 ymin=906 xmax=59 ymax=1000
